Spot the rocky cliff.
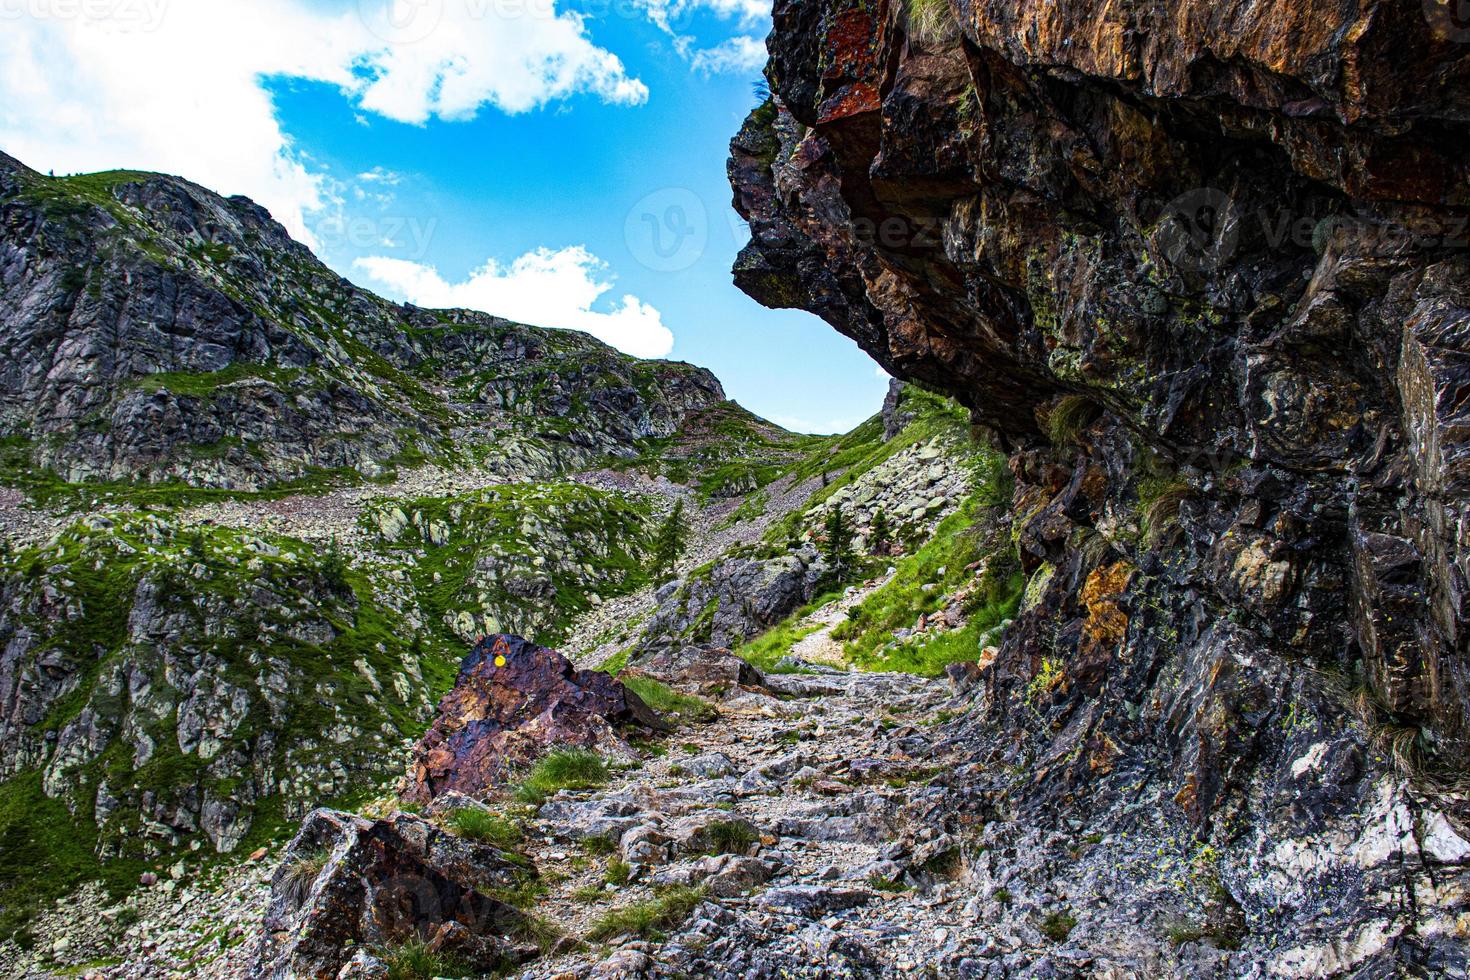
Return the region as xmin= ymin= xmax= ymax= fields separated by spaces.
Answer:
xmin=731 ymin=0 xmax=1470 ymax=973
xmin=0 ymin=152 xmax=723 ymax=491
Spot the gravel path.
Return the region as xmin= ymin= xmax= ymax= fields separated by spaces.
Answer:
xmin=509 ymin=664 xmax=976 ymax=978
xmin=786 ymin=569 xmax=897 ymax=667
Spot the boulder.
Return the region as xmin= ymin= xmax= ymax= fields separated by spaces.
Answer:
xmin=257 ymin=809 xmax=535 ymax=978
xmin=649 ymin=853 xmax=777 ymax=897
xmin=403 ymin=635 xmax=667 ymax=804
xmin=756 ymin=884 xmax=872 ymax=917
xmin=622 ymin=644 xmax=767 ymax=696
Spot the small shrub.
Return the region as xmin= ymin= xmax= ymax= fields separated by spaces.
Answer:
xmin=1040 ymin=909 xmax=1077 ymax=941
xmin=993 ymin=887 xmax=1012 ymax=905
xmin=704 ymin=819 xmax=758 ymax=855
xmin=444 ymin=808 xmax=522 ymax=849
xmin=587 ymin=887 xmax=707 ymax=942
xmin=513 ymin=749 xmax=610 ymax=805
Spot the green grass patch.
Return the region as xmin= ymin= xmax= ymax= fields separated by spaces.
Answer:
xmin=836 ymin=493 xmax=1023 ymax=676
xmin=1041 ymin=909 xmax=1078 ymax=941
xmin=596 ymin=647 xmax=633 ymax=675
xmin=604 ymin=857 xmax=632 ymax=887
xmin=0 ymin=772 xmax=146 ymax=946
xmin=443 ymin=808 xmax=523 ymax=849
xmin=379 ymin=938 xmax=469 ymax=980
xmin=619 ymin=675 xmax=717 ymax=725
xmin=587 ymin=886 xmax=707 ymax=942
xmin=129 ymin=363 xmax=302 ymax=398
xmin=867 ymin=873 xmax=910 ymax=893
xmin=703 ymin=819 xmax=758 ymax=855
xmin=732 ymin=594 xmax=840 ymax=673
xmin=513 ymin=750 xmax=611 ymax=805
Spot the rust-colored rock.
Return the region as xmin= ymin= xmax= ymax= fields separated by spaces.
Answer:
xmin=403 ymin=635 xmax=667 ymax=804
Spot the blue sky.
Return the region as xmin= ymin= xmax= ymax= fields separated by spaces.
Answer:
xmin=0 ymin=0 xmax=889 ymax=432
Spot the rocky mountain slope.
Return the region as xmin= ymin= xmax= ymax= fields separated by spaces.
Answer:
xmin=729 ymin=0 xmax=1470 ymax=975
xmin=9 ymin=0 xmax=1470 ymax=970
xmin=0 ymin=151 xmax=722 ymax=493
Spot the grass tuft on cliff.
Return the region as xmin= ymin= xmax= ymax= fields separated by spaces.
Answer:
xmin=905 ymin=0 xmax=960 ymax=45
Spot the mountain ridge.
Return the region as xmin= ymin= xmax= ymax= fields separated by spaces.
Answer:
xmin=0 ymin=149 xmax=729 ymax=494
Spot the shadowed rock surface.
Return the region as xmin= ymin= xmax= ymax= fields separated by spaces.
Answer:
xmin=404 ymin=635 xmax=667 ymax=804
xmin=620 ymin=644 xmax=768 ymax=696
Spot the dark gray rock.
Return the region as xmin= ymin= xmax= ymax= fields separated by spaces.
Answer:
xmin=257 ymin=808 xmax=535 ymax=978
xmin=756 ymin=884 xmax=873 ymax=916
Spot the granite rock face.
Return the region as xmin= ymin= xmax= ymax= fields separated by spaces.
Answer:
xmin=0 ymin=513 xmax=440 ymax=864
xmin=638 ymin=545 xmax=829 ymax=653
xmin=731 ymin=0 xmax=1470 ymax=973
xmin=403 ymin=635 xmax=667 ymax=804
xmin=0 ymin=151 xmax=724 ymax=490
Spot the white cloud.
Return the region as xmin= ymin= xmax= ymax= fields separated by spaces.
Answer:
xmin=356 ymin=167 xmax=402 ymax=185
xmin=0 ymin=0 xmax=646 ymax=244
xmin=355 ymin=246 xmax=675 ymax=358
xmin=632 ymin=0 xmax=770 ymax=75
xmin=637 ymin=0 xmax=770 ymax=33
xmin=689 ymin=35 xmax=766 ymax=75
xmin=352 ymin=2 xmax=648 ymax=124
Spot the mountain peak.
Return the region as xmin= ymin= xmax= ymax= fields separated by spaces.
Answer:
xmin=0 ymin=151 xmax=735 ymax=493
